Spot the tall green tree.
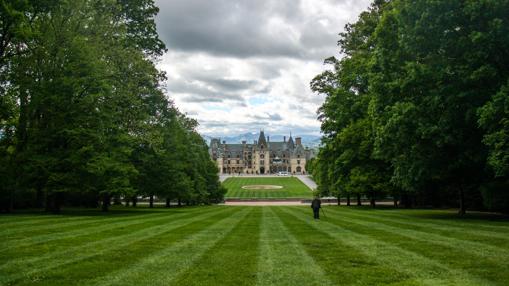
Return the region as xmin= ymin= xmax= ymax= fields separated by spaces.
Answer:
xmin=312 ymin=0 xmax=509 ymax=214
xmin=310 ymin=1 xmax=392 ymax=207
xmin=1 ymin=0 xmax=225 ymax=212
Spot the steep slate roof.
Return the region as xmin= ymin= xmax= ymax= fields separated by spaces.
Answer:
xmin=210 ymin=131 xmax=312 ymax=161
xmin=293 ymin=144 xmax=305 ymax=156
xmin=267 ymin=141 xmax=286 ymax=151
xmin=257 ymin=130 xmax=267 ymax=146
xmin=287 ymin=135 xmax=295 ymax=149
xmin=223 ymin=144 xmax=244 ymax=159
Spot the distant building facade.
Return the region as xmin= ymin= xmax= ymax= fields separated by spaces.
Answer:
xmin=209 ymin=131 xmax=315 ymax=175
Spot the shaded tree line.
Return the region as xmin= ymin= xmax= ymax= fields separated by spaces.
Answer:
xmin=0 ymin=0 xmax=225 ymax=212
xmin=309 ymin=0 xmax=509 ymax=214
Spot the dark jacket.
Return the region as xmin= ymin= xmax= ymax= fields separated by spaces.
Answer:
xmin=311 ymin=198 xmax=321 ymax=209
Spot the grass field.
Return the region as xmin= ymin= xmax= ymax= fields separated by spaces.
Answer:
xmin=1 ymin=206 xmax=509 ymax=285
xmin=223 ymin=177 xmax=312 ymax=199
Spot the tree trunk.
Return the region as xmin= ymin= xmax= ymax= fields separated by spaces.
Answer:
xmin=166 ymin=198 xmax=171 ymax=208
xmin=53 ymin=192 xmax=62 ymax=214
xmin=35 ymin=186 xmax=44 ymax=208
xmin=370 ymin=196 xmax=376 ymax=208
xmin=7 ymin=189 xmax=14 ymax=213
xmin=149 ymin=195 xmax=154 ymax=208
xmin=45 ymin=193 xmax=52 ymax=212
xmin=393 ymin=196 xmax=398 ymax=207
xmin=102 ymin=194 xmax=110 ymax=212
xmin=125 ymin=198 xmax=130 ymax=207
xmin=45 ymin=192 xmax=62 ymax=214
xmin=346 ymin=194 xmax=351 ymax=206
xmin=402 ymin=193 xmax=412 ymax=208
xmin=458 ymin=186 xmax=466 ymax=216
xmin=178 ymin=198 xmax=182 ymax=207
xmin=337 ymin=195 xmax=340 ymax=205
xmin=131 ymin=196 xmax=137 ymax=207
xmin=356 ymin=194 xmax=361 ymax=206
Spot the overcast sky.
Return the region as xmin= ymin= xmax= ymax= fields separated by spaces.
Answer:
xmin=154 ymin=0 xmax=371 ymax=137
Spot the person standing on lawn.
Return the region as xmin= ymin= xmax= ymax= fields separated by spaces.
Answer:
xmin=311 ymin=196 xmax=321 ymax=219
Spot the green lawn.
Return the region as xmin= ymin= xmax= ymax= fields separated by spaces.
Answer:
xmin=223 ymin=177 xmax=313 ymax=199
xmin=1 ymin=206 xmax=509 ymax=285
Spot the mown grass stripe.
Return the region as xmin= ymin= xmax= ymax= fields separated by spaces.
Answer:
xmin=273 ymin=207 xmax=416 ymax=286
xmin=326 ymin=207 xmax=509 ymax=248
xmin=0 ymin=207 xmax=210 ymax=253
xmin=0 ymin=215 xmax=109 ymax=236
xmin=329 ymin=207 xmax=509 ymax=242
xmin=342 ymin=208 xmax=509 ymax=232
xmin=316 ymin=207 xmax=509 ymax=284
xmin=45 ymin=207 xmax=245 ymax=286
xmin=0 ymin=209 xmax=183 ymax=238
xmin=84 ymin=207 xmax=251 ymax=286
xmin=255 ymin=207 xmax=333 ymax=286
xmin=170 ymin=207 xmax=262 ymax=286
xmin=0 ymin=207 xmax=210 ymax=232
xmin=279 ymin=206 xmax=487 ymax=286
xmin=0 ymin=215 xmax=96 ymax=229
xmin=0 ymin=207 xmax=230 ymax=285
xmin=322 ymin=208 xmax=509 ymax=265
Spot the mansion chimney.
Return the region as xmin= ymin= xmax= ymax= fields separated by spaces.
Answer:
xmin=295 ymin=137 xmax=302 ymax=146
xmin=284 ymin=136 xmax=286 ymax=142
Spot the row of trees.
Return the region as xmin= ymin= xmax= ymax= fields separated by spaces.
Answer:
xmin=0 ymin=0 xmax=225 ymax=212
xmin=309 ymin=0 xmax=509 ymax=214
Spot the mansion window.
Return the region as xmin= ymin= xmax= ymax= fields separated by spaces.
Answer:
xmin=228 ymin=160 xmax=231 ymax=164
xmin=237 ymin=160 xmax=240 ymax=164
xmin=297 ymin=160 xmax=301 ymax=164
xmin=260 ymin=154 xmax=264 ymax=159
xmin=260 ymin=160 xmax=264 ymax=165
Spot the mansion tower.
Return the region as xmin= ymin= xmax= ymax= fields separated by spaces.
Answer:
xmin=209 ymin=131 xmax=314 ymax=175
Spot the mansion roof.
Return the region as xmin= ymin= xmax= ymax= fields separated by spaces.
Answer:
xmin=209 ymin=131 xmax=311 ymax=160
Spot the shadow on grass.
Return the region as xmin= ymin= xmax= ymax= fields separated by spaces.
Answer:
xmin=0 ymin=205 xmax=210 ymax=217
xmin=326 ymin=205 xmax=509 ymax=222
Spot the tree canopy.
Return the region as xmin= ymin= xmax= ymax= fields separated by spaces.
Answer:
xmin=0 ymin=0 xmax=224 ymax=212
xmin=310 ymin=0 xmax=509 ymax=214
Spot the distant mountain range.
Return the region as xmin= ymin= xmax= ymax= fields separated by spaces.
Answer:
xmin=201 ymin=132 xmax=322 ymax=149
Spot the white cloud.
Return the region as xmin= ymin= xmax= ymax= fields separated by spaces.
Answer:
xmin=155 ymin=0 xmax=372 ymax=136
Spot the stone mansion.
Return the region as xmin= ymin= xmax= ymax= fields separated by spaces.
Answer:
xmin=209 ymin=131 xmax=315 ymax=175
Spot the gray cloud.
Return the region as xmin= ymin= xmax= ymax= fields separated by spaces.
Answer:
xmin=168 ymin=76 xmax=263 ymax=103
xmin=155 ymin=0 xmax=372 ymax=135
xmin=208 ymin=78 xmax=258 ymax=92
xmin=250 ymin=113 xmax=283 ymax=121
xmin=156 ymin=0 xmax=304 ymax=58
xmin=168 ymin=80 xmax=243 ymax=102
xmin=155 ymin=0 xmax=369 ymax=59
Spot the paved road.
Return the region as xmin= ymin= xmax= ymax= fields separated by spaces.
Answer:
xmin=295 ymin=175 xmax=317 ymax=190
